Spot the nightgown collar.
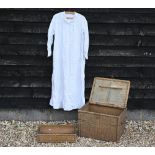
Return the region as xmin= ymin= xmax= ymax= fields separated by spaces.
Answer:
xmin=62 ymin=11 xmax=77 ymax=23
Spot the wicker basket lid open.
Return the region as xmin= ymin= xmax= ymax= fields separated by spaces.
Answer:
xmin=89 ymin=77 xmax=130 ymax=109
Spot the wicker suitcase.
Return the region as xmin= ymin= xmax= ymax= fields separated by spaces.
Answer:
xmin=78 ymin=77 xmax=130 ymax=142
xmin=37 ymin=124 xmax=77 ymax=143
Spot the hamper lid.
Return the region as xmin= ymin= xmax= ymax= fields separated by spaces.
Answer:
xmin=89 ymin=77 xmax=130 ymax=109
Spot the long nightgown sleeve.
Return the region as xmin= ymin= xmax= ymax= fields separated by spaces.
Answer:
xmin=47 ymin=16 xmax=55 ymax=57
xmin=83 ymin=17 xmax=89 ymax=60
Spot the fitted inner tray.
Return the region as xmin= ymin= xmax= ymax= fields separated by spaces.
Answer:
xmin=37 ymin=124 xmax=77 ymax=143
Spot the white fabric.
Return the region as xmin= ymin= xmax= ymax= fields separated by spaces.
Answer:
xmin=47 ymin=11 xmax=89 ymax=111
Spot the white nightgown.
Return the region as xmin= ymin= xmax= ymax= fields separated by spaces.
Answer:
xmin=47 ymin=11 xmax=89 ymax=111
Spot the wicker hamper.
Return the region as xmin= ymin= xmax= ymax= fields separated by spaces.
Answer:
xmin=78 ymin=77 xmax=130 ymax=142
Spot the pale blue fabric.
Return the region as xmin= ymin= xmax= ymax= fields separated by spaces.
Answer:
xmin=47 ymin=11 xmax=89 ymax=111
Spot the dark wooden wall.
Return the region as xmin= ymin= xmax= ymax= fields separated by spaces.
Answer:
xmin=0 ymin=8 xmax=155 ymax=110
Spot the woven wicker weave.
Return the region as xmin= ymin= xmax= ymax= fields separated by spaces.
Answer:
xmin=78 ymin=77 xmax=130 ymax=142
xmin=37 ymin=124 xmax=77 ymax=143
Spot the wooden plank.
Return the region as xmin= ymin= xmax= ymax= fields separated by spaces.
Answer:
xmin=89 ymin=46 xmax=155 ymax=57
xmin=0 ymin=97 xmax=50 ymax=108
xmin=129 ymin=89 xmax=155 ymax=99
xmin=0 ymin=86 xmax=155 ymax=98
xmin=0 ymin=77 xmax=155 ymax=90
xmin=127 ymin=99 xmax=155 ymax=109
xmin=83 ymin=13 xmax=155 ymax=24
xmin=91 ymin=35 xmax=155 ymax=46
xmin=0 ymin=66 xmax=52 ymax=77
xmin=1 ymin=10 xmax=155 ymax=24
xmin=1 ymin=44 xmax=155 ymax=57
xmin=90 ymin=23 xmax=155 ymax=36
xmin=0 ymin=97 xmax=154 ymax=109
xmin=0 ymin=97 xmax=155 ymax=111
xmin=0 ymin=56 xmax=51 ymax=66
xmin=1 ymin=22 xmax=155 ymax=37
xmin=86 ymin=57 xmax=155 ymax=67
xmin=0 ymin=21 xmax=48 ymax=34
xmin=0 ymin=66 xmax=155 ymax=78
xmin=86 ymin=67 xmax=155 ymax=78
xmin=0 ymin=77 xmax=50 ymax=87
xmin=85 ymin=89 xmax=155 ymax=101
xmin=0 ymin=61 xmax=154 ymax=68
xmin=38 ymin=124 xmax=76 ymax=134
xmin=0 ymin=10 xmax=52 ymax=22
xmin=0 ymin=77 xmax=155 ymax=89
xmin=0 ymin=56 xmax=155 ymax=66
xmin=0 ymin=87 xmax=50 ymax=98
xmin=0 ymin=44 xmax=46 ymax=56
xmin=37 ymin=134 xmax=77 ymax=143
xmin=1 ymin=33 xmax=155 ymax=47
xmin=0 ymin=33 xmax=46 ymax=45
xmin=85 ymin=78 xmax=155 ymax=89
xmin=2 ymin=8 xmax=155 ymax=14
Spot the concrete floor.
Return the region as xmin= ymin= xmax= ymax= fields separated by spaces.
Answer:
xmin=0 ymin=109 xmax=155 ymax=121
